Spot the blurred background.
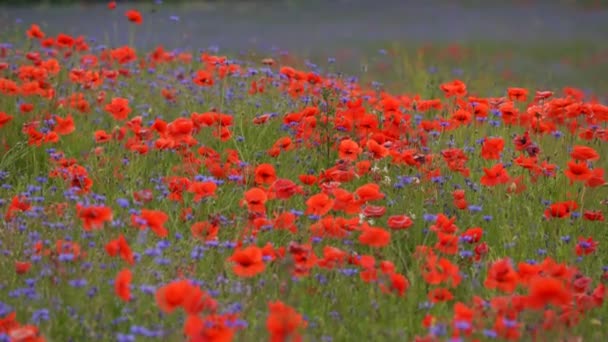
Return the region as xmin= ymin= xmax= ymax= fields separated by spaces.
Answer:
xmin=1 ymin=0 xmax=608 ymax=94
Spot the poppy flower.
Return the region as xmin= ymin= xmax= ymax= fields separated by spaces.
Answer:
xmin=318 ymin=246 xmax=348 ymax=269
xmin=481 ymin=137 xmax=504 ymax=160
xmin=387 ymin=215 xmax=414 ymax=230
xmin=270 ymin=178 xmax=303 ymax=200
xmin=434 ymin=232 xmax=459 ymax=255
xmin=507 ymin=87 xmax=528 ymax=102
xmin=115 ymin=268 xmax=132 ymax=302
xmin=305 ymin=193 xmax=334 ymax=216
xmin=0 ymin=112 xmax=13 ymax=129
xmin=104 ymin=97 xmax=131 ymax=121
xmin=15 ymin=261 xmax=31 ymax=275
xmin=266 ymin=301 xmax=307 ymax=342
xmin=452 ymin=189 xmax=468 ymax=209
xmin=193 ymin=69 xmax=214 ymax=87
xmin=571 ymin=145 xmax=600 ymax=162
xmin=583 ymin=210 xmax=604 ymax=221
xmin=26 ymin=24 xmax=45 ymax=39
xmin=156 ymin=280 xmax=191 ymax=313
xmin=243 ymin=187 xmax=268 ymax=213
xmin=53 ymin=115 xmax=75 ymax=136
xmin=480 ymin=163 xmax=510 ymax=186
xmin=526 ymin=276 xmax=572 ymax=310
xmin=191 ymin=221 xmax=219 ymax=242
xmin=585 ymin=167 xmax=606 ymax=188
xmin=362 ymin=205 xmax=386 ymax=218
xmin=187 ymin=181 xmax=218 ymax=202
xmin=355 ymin=183 xmax=385 ymax=203
xmin=565 ymin=160 xmax=592 ymax=183
xmin=254 ymin=163 xmax=277 ymax=185
xmin=428 ymin=288 xmax=454 ymax=303
xmin=184 ymin=314 xmax=237 ymax=342
xmin=310 ymin=215 xmax=349 ymax=239
xmin=358 ymin=225 xmax=391 ymax=248
xmin=125 ymin=9 xmax=142 ymax=24
xmin=131 ymin=209 xmax=169 ymax=238
xmin=440 ymin=79 xmax=467 ymax=97
xmin=228 ymin=246 xmax=265 ymax=277
xmin=484 ymin=258 xmax=519 ymax=293
xmin=366 ymin=139 xmax=389 ymax=159
xmin=575 ymin=237 xmax=598 ymax=256
xmin=380 ymin=272 xmax=410 ymax=297
xmin=5 ymin=196 xmax=32 ymax=221
xmin=535 ymin=90 xmax=554 ymax=101
xmin=430 ymin=214 xmax=458 ymax=234
xmin=544 ymin=201 xmax=577 ymax=219
xmin=460 ymin=227 xmax=483 ymax=244
xmin=77 ymin=204 xmax=113 ymax=230
xmin=338 ymin=139 xmax=362 ymax=161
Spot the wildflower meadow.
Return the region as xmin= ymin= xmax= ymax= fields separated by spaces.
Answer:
xmin=1 ymin=1 xmax=608 ymax=341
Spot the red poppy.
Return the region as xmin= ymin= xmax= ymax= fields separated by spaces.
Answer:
xmin=187 ymin=181 xmax=218 ymax=202
xmin=269 ymin=178 xmax=303 ymax=200
xmin=104 ymin=97 xmax=131 ymax=121
xmin=358 ymin=224 xmax=391 ymax=248
xmin=266 ymin=301 xmax=307 ymax=342
xmin=243 ymin=187 xmax=268 ymax=213
xmin=305 ymin=193 xmax=334 ymax=216
xmin=191 ymin=221 xmax=219 ymax=242
xmin=507 ymin=87 xmax=528 ymax=102
xmin=131 ymin=209 xmax=169 ymax=238
xmin=193 ymin=69 xmax=214 ymax=87
xmin=254 ymin=163 xmax=277 ymax=185
xmin=77 ymin=204 xmax=113 ymax=231
xmin=387 ymin=215 xmax=414 ymax=230
xmin=228 ymin=246 xmax=265 ymax=277
xmin=380 ymin=272 xmax=410 ymax=297
xmin=583 ymin=210 xmax=604 ymax=221
xmin=544 ymin=201 xmax=577 ymax=219
xmin=481 ymin=137 xmax=504 ymax=160
xmin=526 ymin=276 xmax=572 ymax=310
xmin=0 ymin=112 xmax=14 ymax=129
xmin=125 ymin=9 xmax=142 ymax=24
xmin=480 ymin=163 xmax=510 ymax=186
xmin=575 ymin=236 xmax=598 ymax=256
xmin=586 ymin=168 xmax=606 ymax=187
xmin=570 ymin=145 xmax=600 ymax=162
xmin=156 ymin=280 xmax=191 ymax=313
xmin=105 ymin=234 xmax=135 ymax=265
xmin=428 ymin=288 xmax=454 ymax=303
xmin=452 ymin=189 xmax=468 ymax=209
xmin=26 ymin=24 xmax=45 ymax=39
xmin=15 ymin=261 xmax=31 ymax=275
xmin=434 ymin=232 xmax=459 ymax=255
xmin=53 ymin=115 xmax=75 ymax=136
xmin=115 ymin=268 xmax=132 ymax=302
xmin=430 ymin=214 xmax=458 ymax=234
xmin=460 ymin=227 xmax=483 ymax=244
xmin=440 ymin=79 xmax=467 ymax=97
xmin=355 ymin=183 xmax=385 ymax=203
xmin=338 ymin=139 xmax=361 ymax=161
xmin=183 ymin=314 xmax=236 ymax=341
xmin=565 ymin=160 xmax=592 ymax=183
xmin=484 ymin=258 xmax=519 ymax=293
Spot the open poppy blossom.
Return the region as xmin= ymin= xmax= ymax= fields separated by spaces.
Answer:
xmin=125 ymin=9 xmax=142 ymax=24
xmin=228 ymin=246 xmax=266 ymax=277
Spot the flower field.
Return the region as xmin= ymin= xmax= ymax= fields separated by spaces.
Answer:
xmin=1 ymin=2 xmax=608 ymax=341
